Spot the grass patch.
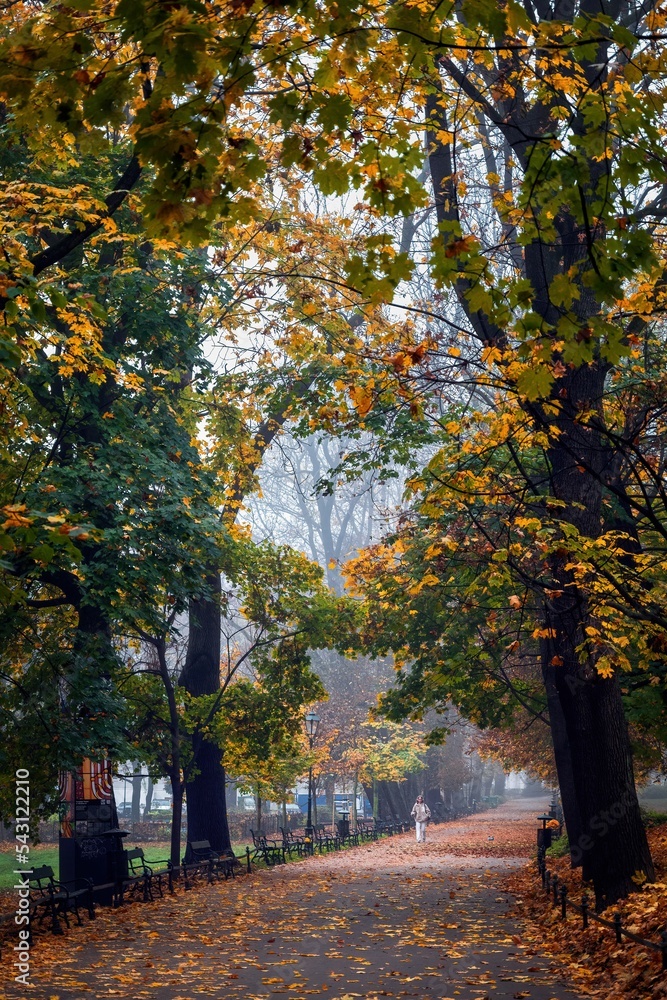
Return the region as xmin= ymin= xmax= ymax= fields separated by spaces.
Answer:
xmin=0 ymin=838 xmax=327 ymax=892
xmin=0 ymin=845 xmax=59 ymax=890
xmin=545 ymin=833 xmax=570 ymax=859
xmin=0 ymin=843 xmax=186 ymax=890
xmin=642 ymin=809 xmax=667 ymax=827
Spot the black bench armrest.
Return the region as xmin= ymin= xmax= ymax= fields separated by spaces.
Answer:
xmin=59 ymin=876 xmax=94 ymax=893
xmin=43 ymin=881 xmax=71 ymax=898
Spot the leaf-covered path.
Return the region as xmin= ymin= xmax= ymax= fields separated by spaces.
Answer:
xmin=2 ymin=798 xmax=580 ymax=999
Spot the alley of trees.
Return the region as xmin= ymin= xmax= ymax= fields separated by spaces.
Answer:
xmin=3 ymin=0 xmax=667 ymax=913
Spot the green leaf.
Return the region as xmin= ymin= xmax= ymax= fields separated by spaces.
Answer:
xmin=517 ymin=365 xmax=554 ymax=401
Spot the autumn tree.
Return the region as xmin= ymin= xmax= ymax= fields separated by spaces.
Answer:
xmin=0 ymin=0 xmax=393 ymax=839
xmin=0 ymin=184 xmax=227 ymax=815
xmin=122 ymin=535 xmax=344 ymax=862
xmin=220 ymin=682 xmax=315 ymax=834
xmin=346 ymin=719 xmax=425 ymax=821
xmin=331 ymin=0 xmax=667 ymax=908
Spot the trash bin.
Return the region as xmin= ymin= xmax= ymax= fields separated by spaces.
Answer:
xmin=537 ymin=827 xmax=552 ymax=849
xmin=337 ymin=811 xmax=350 ymax=839
xmin=537 ymin=813 xmax=552 ymax=850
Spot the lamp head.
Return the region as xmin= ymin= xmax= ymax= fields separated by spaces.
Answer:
xmin=305 ymin=710 xmax=320 ymax=738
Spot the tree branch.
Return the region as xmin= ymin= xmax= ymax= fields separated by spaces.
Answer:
xmin=30 ymin=156 xmax=142 ymax=277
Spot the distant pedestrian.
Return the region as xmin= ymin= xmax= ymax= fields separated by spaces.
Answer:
xmin=411 ymin=795 xmax=431 ymax=843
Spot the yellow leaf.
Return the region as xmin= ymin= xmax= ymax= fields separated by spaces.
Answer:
xmin=349 ymin=384 xmax=373 ymax=416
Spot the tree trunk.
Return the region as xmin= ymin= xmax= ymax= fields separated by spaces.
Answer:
xmin=481 ymin=764 xmax=494 ymax=800
xmin=255 ymin=789 xmax=262 ymax=834
xmin=470 ymin=756 xmax=483 ymax=807
xmin=542 ymin=365 xmax=654 ymax=907
xmin=143 ymin=777 xmax=153 ymax=818
xmin=169 ymin=772 xmax=183 ymax=867
xmin=554 ymin=639 xmax=653 ymax=908
xmin=377 ymin=780 xmax=411 ymax=822
xmin=226 ymin=777 xmax=237 ymax=811
xmin=179 ymin=572 xmax=231 ymax=853
xmin=131 ymin=762 xmax=142 ymax=824
xmin=493 ymin=771 xmax=506 ymax=796
xmin=352 ymin=774 xmax=358 ymax=827
xmin=541 ymin=649 xmax=585 ymax=867
xmin=154 ymin=638 xmax=184 ymax=866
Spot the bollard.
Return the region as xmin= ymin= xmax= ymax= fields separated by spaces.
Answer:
xmin=246 ymin=846 xmax=251 ymax=874
xmin=552 ymin=874 xmax=559 ymax=907
xmin=582 ymin=893 xmax=589 ymax=929
xmin=560 ymin=884 xmax=567 ymax=920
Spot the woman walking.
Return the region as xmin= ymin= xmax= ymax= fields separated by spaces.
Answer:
xmin=411 ymin=795 xmax=431 ymax=843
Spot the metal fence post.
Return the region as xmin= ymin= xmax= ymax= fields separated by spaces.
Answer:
xmin=614 ymin=913 xmax=623 ymax=944
xmin=246 ymin=846 xmax=251 ymax=874
xmin=531 ymin=826 xmax=667 ymax=972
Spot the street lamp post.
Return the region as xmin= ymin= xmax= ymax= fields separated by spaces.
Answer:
xmin=304 ymin=711 xmax=320 ymax=850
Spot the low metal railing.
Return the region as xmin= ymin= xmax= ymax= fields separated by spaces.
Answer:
xmin=536 ymin=845 xmax=667 ymax=971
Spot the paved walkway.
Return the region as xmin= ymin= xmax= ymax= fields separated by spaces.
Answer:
xmin=1 ymin=798 xmax=580 ymax=999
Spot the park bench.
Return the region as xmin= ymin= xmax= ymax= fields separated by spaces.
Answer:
xmin=116 ymin=847 xmax=174 ymax=906
xmin=117 ymin=848 xmax=153 ymax=905
xmin=356 ymin=820 xmax=376 ymax=842
xmin=314 ymin=823 xmax=340 ymax=851
xmin=28 ymin=865 xmax=95 ymax=934
xmin=250 ymin=829 xmax=285 ymax=866
xmin=334 ymin=820 xmax=359 ymax=847
xmin=181 ymin=840 xmax=242 ymax=889
xmin=190 ymin=839 xmax=243 ymax=878
xmin=280 ymin=827 xmax=308 ymax=858
xmin=346 ymin=826 xmax=361 ymax=847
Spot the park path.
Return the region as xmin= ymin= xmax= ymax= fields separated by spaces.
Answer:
xmin=1 ymin=797 xmax=581 ymax=1000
